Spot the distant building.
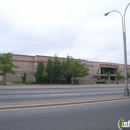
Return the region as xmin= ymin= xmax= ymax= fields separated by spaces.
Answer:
xmin=1 ymin=54 xmax=130 ymax=84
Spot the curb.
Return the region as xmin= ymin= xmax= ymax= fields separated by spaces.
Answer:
xmin=0 ymin=96 xmax=129 ymax=110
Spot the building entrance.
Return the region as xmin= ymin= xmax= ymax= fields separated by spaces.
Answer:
xmin=101 ymin=67 xmax=117 ymax=74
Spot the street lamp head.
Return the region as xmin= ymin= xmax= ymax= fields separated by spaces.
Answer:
xmin=104 ymin=12 xmax=109 ymax=16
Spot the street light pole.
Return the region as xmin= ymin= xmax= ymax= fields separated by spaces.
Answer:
xmin=104 ymin=2 xmax=130 ymax=96
xmin=91 ymin=58 xmax=97 ymax=85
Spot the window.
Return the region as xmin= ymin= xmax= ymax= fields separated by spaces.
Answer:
xmin=101 ymin=67 xmax=117 ymax=74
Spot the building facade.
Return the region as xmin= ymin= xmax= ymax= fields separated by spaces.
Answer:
xmin=2 ymin=54 xmax=130 ymax=84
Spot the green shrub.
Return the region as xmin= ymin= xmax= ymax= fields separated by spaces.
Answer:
xmin=12 ymin=81 xmax=31 ymax=84
xmin=97 ymin=75 xmax=101 ymax=80
xmin=21 ymin=72 xmax=26 ymax=82
xmin=96 ymin=81 xmax=106 ymax=84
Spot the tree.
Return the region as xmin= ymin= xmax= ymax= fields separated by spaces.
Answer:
xmin=62 ymin=56 xmax=74 ymax=83
xmin=115 ymin=70 xmax=121 ymax=84
xmin=106 ymin=72 xmax=110 ymax=80
xmin=72 ymin=59 xmax=89 ymax=80
xmin=42 ymin=70 xmax=48 ymax=83
xmin=53 ymin=55 xmax=62 ymax=82
xmin=34 ymin=61 xmax=44 ymax=83
xmin=21 ymin=72 xmax=26 ymax=82
xmin=46 ymin=58 xmax=54 ymax=83
xmin=62 ymin=56 xmax=89 ymax=83
xmin=0 ymin=53 xmax=18 ymax=85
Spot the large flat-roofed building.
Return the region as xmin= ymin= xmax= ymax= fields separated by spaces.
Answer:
xmin=2 ymin=54 xmax=130 ymax=84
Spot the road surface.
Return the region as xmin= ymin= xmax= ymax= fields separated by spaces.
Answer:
xmin=0 ymin=87 xmax=126 ymax=104
xmin=0 ymin=99 xmax=130 ymax=130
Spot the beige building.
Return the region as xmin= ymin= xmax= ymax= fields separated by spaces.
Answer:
xmin=3 ymin=54 xmax=130 ymax=84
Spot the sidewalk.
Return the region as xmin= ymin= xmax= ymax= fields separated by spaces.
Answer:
xmin=0 ymin=84 xmax=128 ymax=90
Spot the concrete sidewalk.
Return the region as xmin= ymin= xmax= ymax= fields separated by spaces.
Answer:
xmin=0 ymin=84 xmax=128 ymax=90
xmin=0 ymin=96 xmax=129 ymax=110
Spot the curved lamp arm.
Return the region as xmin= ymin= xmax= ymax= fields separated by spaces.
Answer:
xmin=104 ymin=10 xmax=124 ymax=32
xmin=124 ymin=2 xmax=130 ymax=32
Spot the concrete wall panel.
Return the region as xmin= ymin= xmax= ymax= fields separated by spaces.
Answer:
xmin=6 ymin=73 xmax=34 ymax=82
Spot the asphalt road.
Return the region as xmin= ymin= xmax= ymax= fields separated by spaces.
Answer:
xmin=0 ymin=99 xmax=130 ymax=130
xmin=0 ymin=87 xmax=125 ymax=104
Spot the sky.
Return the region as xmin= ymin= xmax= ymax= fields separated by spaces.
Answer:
xmin=0 ymin=0 xmax=130 ymax=64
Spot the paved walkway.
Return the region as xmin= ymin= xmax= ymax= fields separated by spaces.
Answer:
xmin=0 ymin=84 xmax=129 ymax=90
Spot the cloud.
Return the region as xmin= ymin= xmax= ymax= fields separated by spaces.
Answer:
xmin=0 ymin=0 xmax=130 ymax=64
